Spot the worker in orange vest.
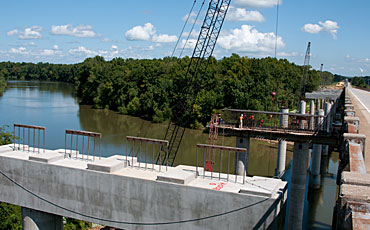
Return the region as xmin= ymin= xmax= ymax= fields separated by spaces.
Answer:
xmin=239 ymin=114 xmax=243 ymax=128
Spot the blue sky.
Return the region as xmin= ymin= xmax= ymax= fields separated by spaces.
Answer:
xmin=1 ymin=0 xmax=369 ymax=77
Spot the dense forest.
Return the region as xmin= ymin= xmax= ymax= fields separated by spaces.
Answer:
xmin=0 ymin=55 xmax=323 ymax=128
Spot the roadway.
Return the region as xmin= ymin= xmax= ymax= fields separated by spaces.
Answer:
xmin=348 ymin=85 xmax=370 ymax=172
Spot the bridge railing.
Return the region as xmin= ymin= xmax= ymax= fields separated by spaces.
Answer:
xmin=65 ymin=129 xmax=102 ymax=161
xmin=125 ymin=136 xmax=169 ymax=172
xmin=13 ymin=124 xmax=45 ymax=153
xmin=219 ymin=109 xmax=327 ymax=133
xmin=196 ymin=143 xmax=248 ymax=184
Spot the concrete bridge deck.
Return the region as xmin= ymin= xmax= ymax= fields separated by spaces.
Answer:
xmin=0 ymin=144 xmax=287 ymax=229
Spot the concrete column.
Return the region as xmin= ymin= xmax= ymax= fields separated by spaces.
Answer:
xmin=324 ymin=102 xmax=332 ymax=133
xmin=323 ymin=102 xmax=332 ymax=156
xmin=299 ymin=100 xmax=306 ymax=129
xmin=235 ymin=134 xmax=250 ymax=176
xmin=22 ymin=207 xmax=63 ymax=230
xmin=317 ymin=98 xmax=321 ymax=110
xmin=309 ymin=144 xmax=322 ymax=189
xmin=288 ymin=142 xmax=310 ymax=230
xmin=309 ymin=99 xmax=315 ymax=130
xmin=276 ymin=108 xmax=289 ymax=177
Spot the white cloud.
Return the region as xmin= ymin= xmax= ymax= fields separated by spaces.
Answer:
xmin=345 ymin=54 xmax=351 ymax=59
xmin=51 ymin=24 xmax=97 ymax=38
xmin=152 ymin=34 xmax=177 ymax=43
xmin=180 ymin=39 xmax=197 ymax=50
xmin=9 ymin=47 xmax=29 ymax=54
xmin=7 ymin=26 xmax=42 ymax=39
xmin=302 ymin=20 xmax=339 ymax=39
xmin=218 ymin=25 xmax=285 ymax=54
xmin=125 ymin=23 xmax=177 ymax=43
xmin=69 ymin=46 xmax=97 ymax=56
xmin=278 ymin=51 xmax=299 ymax=57
xmin=68 ymin=46 xmax=119 ymax=60
xmin=319 ymin=20 xmax=339 ymax=39
xmin=40 ymin=49 xmax=57 ymax=56
xmin=53 ymin=45 xmax=59 ymax=50
xmin=234 ymin=0 xmax=282 ymax=8
xmin=226 ymin=7 xmax=265 ymax=22
xmin=302 ymin=24 xmax=322 ymax=34
xmin=125 ymin=23 xmax=155 ymax=41
xmin=7 ymin=29 xmax=18 ymax=36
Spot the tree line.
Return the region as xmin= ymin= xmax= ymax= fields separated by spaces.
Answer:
xmin=0 ymin=55 xmax=323 ymax=128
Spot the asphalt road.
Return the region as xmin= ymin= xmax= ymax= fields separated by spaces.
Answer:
xmin=349 ymin=86 xmax=370 ymax=122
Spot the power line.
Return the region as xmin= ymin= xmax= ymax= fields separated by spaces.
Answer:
xmin=0 ymin=168 xmax=269 ymax=226
xmin=274 ymin=0 xmax=280 ymax=58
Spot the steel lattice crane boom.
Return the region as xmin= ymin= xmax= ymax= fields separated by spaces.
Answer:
xmin=156 ymin=0 xmax=231 ymax=166
xmin=300 ymin=42 xmax=311 ymax=100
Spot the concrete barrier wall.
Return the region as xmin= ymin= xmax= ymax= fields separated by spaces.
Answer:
xmin=333 ymin=88 xmax=370 ymax=230
xmin=0 ymin=149 xmax=287 ymax=230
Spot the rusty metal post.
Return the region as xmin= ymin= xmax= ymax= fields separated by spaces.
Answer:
xmin=70 ymin=134 xmax=73 ymax=158
xmin=33 ymin=129 xmax=35 ymax=152
xmin=227 ymin=151 xmax=230 ymax=182
xmin=87 ymin=136 xmax=90 ymax=160
xmin=219 ymin=149 xmax=222 ymax=180
xmin=13 ymin=125 xmax=15 ymax=150
xmin=43 ymin=129 xmax=45 ymax=153
xmin=196 ymin=147 xmax=198 ymax=178
xmin=82 ymin=136 xmax=84 ymax=159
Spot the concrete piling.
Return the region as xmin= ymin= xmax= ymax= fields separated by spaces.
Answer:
xmin=276 ymin=108 xmax=289 ymax=177
xmin=309 ymin=99 xmax=315 ymax=130
xmin=288 ymin=142 xmax=309 ymax=230
xmin=236 ymin=134 xmax=250 ymax=176
xmin=299 ymin=100 xmax=306 ymax=129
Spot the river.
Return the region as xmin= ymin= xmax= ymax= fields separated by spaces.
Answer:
xmin=0 ymin=81 xmax=338 ymax=229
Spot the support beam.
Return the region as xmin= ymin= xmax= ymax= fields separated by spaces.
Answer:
xmin=22 ymin=207 xmax=63 ymax=230
xmin=288 ymin=142 xmax=309 ymax=230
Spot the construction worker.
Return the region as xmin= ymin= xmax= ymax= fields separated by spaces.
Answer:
xmin=250 ymin=115 xmax=255 ymax=128
xmin=239 ymin=114 xmax=243 ymax=128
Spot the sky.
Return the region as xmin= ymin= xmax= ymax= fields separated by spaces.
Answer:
xmin=0 ymin=0 xmax=369 ymax=77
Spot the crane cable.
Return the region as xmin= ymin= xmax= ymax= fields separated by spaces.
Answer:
xmin=170 ymin=0 xmax=198 ymax=58
xmin=179 ymin=0 xmax=206 ymax=58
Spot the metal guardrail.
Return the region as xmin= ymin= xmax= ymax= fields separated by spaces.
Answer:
xmin=65 ymin=129 xmax=102 ymax=160
xmin=196 ymin=143 xmax=248 ymax=184
xmin=13 ymin=124 xmax=45 ymax=153
xmin=125 ymin=136 xmax=169 ymax=172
